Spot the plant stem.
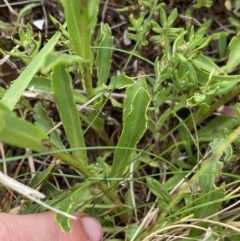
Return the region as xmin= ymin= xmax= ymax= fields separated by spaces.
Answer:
xmin=52 ymin=147 xmax=128 ymax=223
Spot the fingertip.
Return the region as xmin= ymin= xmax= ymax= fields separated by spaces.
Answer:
xmin=81 ymin=216 xmax=103 ymax=241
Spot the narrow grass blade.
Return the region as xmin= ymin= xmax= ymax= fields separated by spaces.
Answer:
xmin=0 ymin=32 xmax=61 ymax=110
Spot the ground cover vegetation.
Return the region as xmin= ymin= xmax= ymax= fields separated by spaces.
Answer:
xmin=1 ymin=0 xmax=240 ymax=240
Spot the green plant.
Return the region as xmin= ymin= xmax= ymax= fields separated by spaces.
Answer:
xmin=1 ymin=0 xmax=240 ymax=240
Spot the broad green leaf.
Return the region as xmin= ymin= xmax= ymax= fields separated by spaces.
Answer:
xmin=108 ymin=73 xmax=135 ymax=90
xmin=110 ymin=77 xmax=150 ymax=180
xmin=190 ymin=187 xmax=224 ymax=237
xmin=96 ymin=23 xmax=114 ymax=85
xmin=0 ymin=103 xmax=49 ymax=152
xmin=33 ymin=103 xmax=64 ymax=150
xmin=193 ymin=65 xmax=240 ymax=83
xmin=196 ymin=115 xmax=240 ymax=142
xmin=65 ymin=0 xmax=91 ymax=61
xmin=146 ymin=177 xmax=171 ymax=202
xmin=226 ymin=32 xmax=240 ymax=72
xmin=65 ymin=0 xmax=99 ymax=67
xmin=190 ymin=138 xmax=228 ymax=237
xmin=28 ymin=76 xmax=87 ymax=104
xmin=127 ymin=224 xmax=140 ymax=241
xmin=199 ymin=152 xmax=223 ymax=193
xmin=0 ymin=31 xmax=61 ymax=110
xmin=64 ymin=0 xmax=100 ymax=97
xmin=51 ymin=64 xmax=87 ymax=164
xmin=193 ymin=53 xmax=224 ymax=74
xmin=41 ymin=52 xmax=88 ymax=74
xmin=209 ymin=138 xmax=233 ymax=162
xmin=55 ymin=182 xmax=92 ymax=232
xmin=202 ymin=81 xmax=237 ymax=95
xmin=28 ymin=76 xmax=52 ymax=93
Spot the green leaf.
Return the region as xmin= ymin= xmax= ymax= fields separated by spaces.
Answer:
xmin=190 ymin=138 xmax=228 ymax=237
xmin=193 ymin=0 xmax=213 ymax=8
xmin=162 ymin=174 xmax=184 ymax=191
xmin=202 ymin=81 xmax=237 ymax=95
xmin=159 ymin=8 xmax=167 ymax=26
xmin=196 ymin=115 xmax=240 ymax=142
xmin=0 ymin=103 xmax=49 ymax=152
xmin=28 ymin=76 xmax=52 ymax=93
xmin=157 ymin=100 xmax=185 ymax=131
xmin=65 ymin=0 xmax=99 ymax=66
xmin=17 ymin=3 xmax=41 ymax=23
xmin=64 ymin=0 xmax=100 ymax=97
xmin=217 ymin=32 xmax=228 ymax=58
xmin=33 ymin=103 xmax=64 ymax=150
xmin=108 ymin=73 xmax=135 ymax=90
xmin=193 ymin=53 xmax=224 ymax=74
xmin=166 ymin=8 xmax=178 ymax=27
xmin=226 ymin=32 xmax=240 ymax=72
xmin=146 ymin=177 xmax=171 ymax=202
xmin=65 ymin=0 xmax=91 ymax=60
xmin=41 ymin=51 xmax=88 ymax=74
xmin=194 ymin=65 xmax=240 ymax=83
xmin=28 ymin=76 xmax=87 ymax=104
xmin=189 ymin=187 xmax=224 ymax=237
xmin=29 ymin=161 xmax=57 ymax=189
xmin=0 ymin=31 xmax=61 ymax=110
xmin=51 ymin=64 xmax=87 ymax=164
xmin=127 ymin=224 xmax=140 ymax=241
xmin=55 ymin=182 xmax=92 ymax=232
xmin=209 ymin=138 xmax=233 ymax=162
xmin=96 ymin=23 xmax=114 ymax=85
xmin=110 ymin=77 xmax=150 ymax=180
xmin=79 ymin=113 xmax=112 ymax=145
xmin=187 ymin=93 xmax=206 ymax=106
xmin=124 ymin=189 xmax=134 ymax=220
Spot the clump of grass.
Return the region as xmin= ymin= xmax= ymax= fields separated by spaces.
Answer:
xmin=1 ymin=0 xmax=240 ymax=240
